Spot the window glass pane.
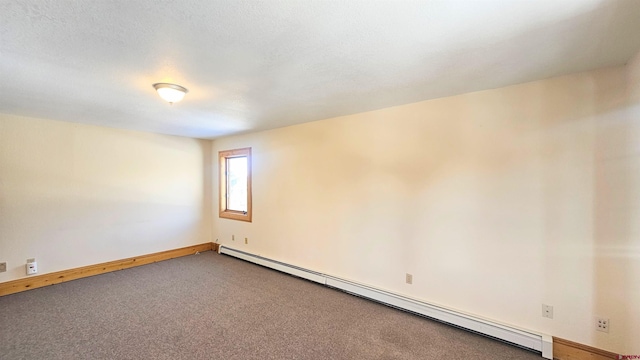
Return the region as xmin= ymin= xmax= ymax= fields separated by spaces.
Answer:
xmin=227 ymin=156 xmax=247 ymax=212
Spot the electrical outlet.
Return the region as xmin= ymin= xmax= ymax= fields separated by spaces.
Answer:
xmin=26 ymin=258 xmax=37 ymax=275
xmin=245 ymin=237 xmax=248 ymax=244
xmin=0 ymin=262 xmax=6 ymax=273
xmin=406 ymin=273 xmax=413 ymax=284
xmin=596 ymin=317 xmax=609 ymax=333
xmin=542 ymin=304 xmax=553 ymax=319
xmin=232 ymin=235 xmax=235 ymax=241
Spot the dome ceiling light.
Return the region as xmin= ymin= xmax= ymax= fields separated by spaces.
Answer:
xmin=153 ymin=83 xmax=188 ymax=104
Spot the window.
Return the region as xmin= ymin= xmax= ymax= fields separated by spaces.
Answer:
xmin=219 ymin=147 xmax=252 ymax=222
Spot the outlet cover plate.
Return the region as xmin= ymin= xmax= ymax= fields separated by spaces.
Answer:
xmin=596 ymin=317 xmax=610 ymax=333
xmin=542 ymin=304 xmax=554 ymax=319
xmin=0 ymin=262 xmax=6 ymax=273
xmin=405 ymin=273 xmax=413 ymax=284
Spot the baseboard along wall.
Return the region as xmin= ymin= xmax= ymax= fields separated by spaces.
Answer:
xmin=0 ymin=242 xmax=215 ymax=297
xmin=553 ymin=337 xmax=619 ymax=360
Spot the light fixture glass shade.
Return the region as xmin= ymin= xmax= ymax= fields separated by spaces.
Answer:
xmin=153 ymin=83 xmax=188 ymax=103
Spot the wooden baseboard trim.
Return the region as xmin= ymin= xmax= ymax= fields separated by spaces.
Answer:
xmin=0 ymin=242 xmax=215 ymax=297
xmin=554 ymin=337 xmax=619 ymax=360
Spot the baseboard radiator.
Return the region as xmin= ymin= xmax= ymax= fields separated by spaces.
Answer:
xmin=218 ymin=245 xmax=553 ymax=359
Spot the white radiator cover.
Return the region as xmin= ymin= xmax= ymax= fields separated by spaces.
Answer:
xmin=218 ymin=245 xmax=553 ymax=359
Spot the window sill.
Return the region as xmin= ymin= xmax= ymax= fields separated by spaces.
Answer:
xmin=219 ymin=210 xmax=252 ymax=222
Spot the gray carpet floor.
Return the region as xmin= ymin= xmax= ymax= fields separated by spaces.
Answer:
xmin=0 ymin=251 xmax=542 ymax=359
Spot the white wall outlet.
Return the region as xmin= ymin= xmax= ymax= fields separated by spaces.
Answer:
xmin=596 ymin=317 xmax=609 ymax=333
xmin=406 ymin=273 xmax=413 ymax=284
xmin=26 ymin=258 xmax=37 ymax=275
xmin=0 ymin=262 xmax=6 ymax=273
xmin=542 ymin=304 xmax=553 ymax=319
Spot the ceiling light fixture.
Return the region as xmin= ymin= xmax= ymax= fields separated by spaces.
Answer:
xmin=153 ymin=83 xmax=188 ymax=104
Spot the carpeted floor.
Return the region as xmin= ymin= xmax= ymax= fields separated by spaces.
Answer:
xmin=0 ymin=251 xmax=542 ymax=359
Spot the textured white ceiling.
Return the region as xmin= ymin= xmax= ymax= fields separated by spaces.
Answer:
xmin=2 ymin=0 xmax=640 ymax=139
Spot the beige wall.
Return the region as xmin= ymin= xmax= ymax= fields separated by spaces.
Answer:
xmin=615 ymin=50 xmax=640 ymax=353
xmin=212 ymin=63 xmax=639 ymax=353
xmin=0 ymin=115 xmax=212 ymax=282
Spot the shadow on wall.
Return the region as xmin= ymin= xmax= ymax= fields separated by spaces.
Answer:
xmin=591 ymin=55 xmax=640 ymax=354
xmin=536 ymin=64 xmax=630 ymax=352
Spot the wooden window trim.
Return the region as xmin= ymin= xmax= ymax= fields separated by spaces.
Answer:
xmin=219 ymin=147 xmax=252 ymax=222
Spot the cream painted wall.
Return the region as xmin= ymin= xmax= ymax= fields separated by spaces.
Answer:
xmin=614 ymin=50 xmax=640 ymax=354
xmin=0 ymin=114 xmax=212 ymax=283
xmin=212 ymin=64 xmax=639 ymax=354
